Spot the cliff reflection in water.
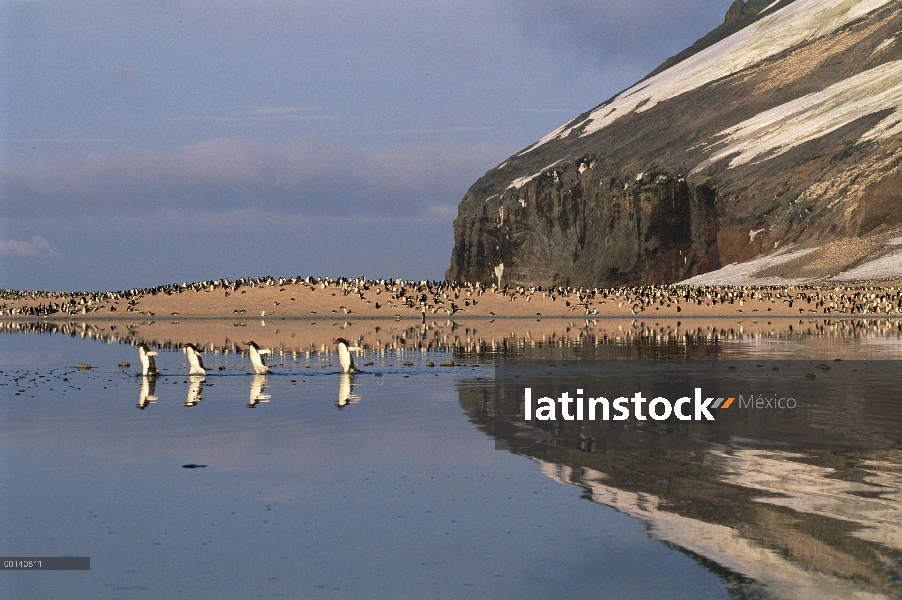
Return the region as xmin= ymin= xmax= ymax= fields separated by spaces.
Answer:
xmin=459 ymin=351 xmax=902 ymax=599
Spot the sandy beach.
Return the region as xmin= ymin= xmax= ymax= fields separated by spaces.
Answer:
xmin=4 ymin=277 xmax=902 ymax=320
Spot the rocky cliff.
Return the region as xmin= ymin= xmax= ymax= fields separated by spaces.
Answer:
xmin=447 ymin=0 xmax=902 ymax=287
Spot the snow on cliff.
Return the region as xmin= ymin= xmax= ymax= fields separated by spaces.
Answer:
xmin=691 ymin=58 xmax=902 ymax=173
xmin=521 ymin=0 xmax=895 ymax=156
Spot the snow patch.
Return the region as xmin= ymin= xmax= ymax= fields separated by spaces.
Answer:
xmin=759 ymin=0 xmax=785 ymax=15
xmin=692 ymin=59 xmax=902 ymax=173
xmin=679 ymin=246 xmax=817 ymax=285
xmin=830 ymin=251 xmax=902 ymax=280
xmin=870 ymin=36 xmax=896 ymax=56
xmin=506 ymin=160 xmax=565 ymax=190
xmin=521 ymin=0 xmax=894 ymax=155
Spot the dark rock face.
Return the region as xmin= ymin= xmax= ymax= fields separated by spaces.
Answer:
xmin=724 ymin=0 xmax=752 ymax=25
xmin=447 ymin=0 xmax=902 ymax=287
xmin=449 ymin=166 xmax=719 ymax=287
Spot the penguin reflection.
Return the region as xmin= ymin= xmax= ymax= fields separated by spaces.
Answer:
xmin=248 ymin=374 xmax=271 ymax=407
xmin=336 ymin=373 xmax=361 ymax=408
xmin=184 ymin=375 xmax=206 ymax=407
xmin=138 ymin=376 xmax=158 ymax=409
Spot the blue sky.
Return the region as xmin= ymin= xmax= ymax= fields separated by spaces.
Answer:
xmin=1 ymin=0 xmax=734 ymax=291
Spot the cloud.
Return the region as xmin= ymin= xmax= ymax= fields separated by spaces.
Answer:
xmin=165 ymin=107 xmax=338 ymax=122
xmin=0 ymin=136 xmax=510 ymax=288
xmin=0 ymin=236 xmax=60 ymax=259
xmin=1 ymin=138 xmax=510 ymax=219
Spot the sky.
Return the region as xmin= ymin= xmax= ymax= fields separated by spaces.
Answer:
xmin=1 ymin=0 xmax=735 ymax=291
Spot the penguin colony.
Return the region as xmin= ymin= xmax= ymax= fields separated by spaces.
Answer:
xmin=5 ymin=275 xmax=902 ymax=318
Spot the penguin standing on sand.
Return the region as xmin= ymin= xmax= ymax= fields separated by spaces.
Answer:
xmin=335 ymin=338 xmax=361 ymax=373
xmin=246 ymin=341 xmax=272 ymax=374
xmin=137 ymin=343 xmax=159 ymax=376
xmin=184 ymin=343 xmax=207 ymax=375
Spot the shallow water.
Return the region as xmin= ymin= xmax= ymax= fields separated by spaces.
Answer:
xmin=2 ymin=320 xmax=902 ymax=599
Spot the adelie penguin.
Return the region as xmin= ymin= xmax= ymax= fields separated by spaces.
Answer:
xmin=245 ymin=341 xmax=272 ymax=374
xmin=184 ymin=343 xmax=207 ymax=375
xmin=335 ymin=338 xmax=361 ymax=373
xmin=137 ymin=342 xmax=159 ymax=376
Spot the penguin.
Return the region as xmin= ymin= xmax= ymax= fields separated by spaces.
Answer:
xmin=184 ymin=343 xmax=206 ymax=375
xmin=246 ymin=341 xmax=272 ymax=374
xmin=137 ymin=343 xmax=159 ymax=376
xmin=335 ymin=338 xmax=361 ymax=373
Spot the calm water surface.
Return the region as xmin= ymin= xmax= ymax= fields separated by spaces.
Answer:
xmin=1 ymin=319 xmax=901 ymax=599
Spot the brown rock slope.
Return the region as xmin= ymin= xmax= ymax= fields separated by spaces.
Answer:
xmin=447 ymin=0 xmax=902 ymax=287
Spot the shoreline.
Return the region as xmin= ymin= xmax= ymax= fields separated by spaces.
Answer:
xmin=3 ymin=313 xmax=902 ymax=322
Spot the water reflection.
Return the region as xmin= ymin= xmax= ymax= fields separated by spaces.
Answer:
xmin=184 ymin=375 xmax=205 ymax=407
xmin=6 ymin=318 xmax=902 ymax=597
xmin=137 ymin=375 xmax=158 ymax=409
xmin=247 ymin=374 xmax=271 ymax=407
xmin=129 ymin=370 xmax=371 ymax=411
xmin=459 ymin=386 xmax=902 ymax=599
xmin=127 ymin=372 xmax=372 ymax=411
xmin=337 ymin=373 xmax=360 ymax=408
xmin=8 ymin=317 xmax=902 ymax=362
